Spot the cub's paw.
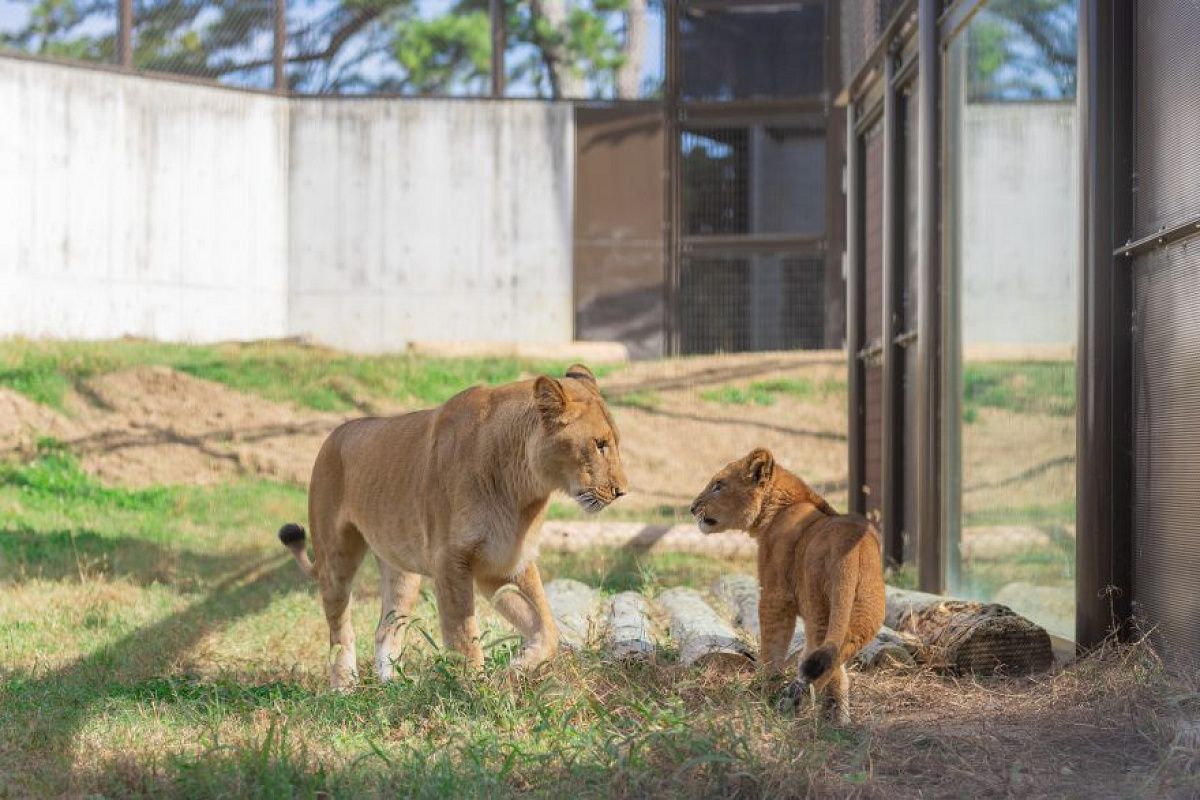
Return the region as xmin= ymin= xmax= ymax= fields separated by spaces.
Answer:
xmin=778 ymin=677 xmax=813 ymax=714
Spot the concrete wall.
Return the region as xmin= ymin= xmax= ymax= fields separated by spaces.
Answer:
xmin=960 ymin=102 xmax=1079 ymax=346
xmin=288 ymin=100 xmax=574 ymax=352
xmin=0 ymin=58 xmax=291 ymax=342
xmin=0 ymin=57 xmax=576 ymax=351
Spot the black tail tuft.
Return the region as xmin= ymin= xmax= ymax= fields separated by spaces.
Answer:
xmin=800 ymin=644 xmax=837 ymax=682
xmin=278 ymin=523 xmax=307 ymax=549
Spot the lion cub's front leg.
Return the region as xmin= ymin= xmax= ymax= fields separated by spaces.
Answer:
xmin=478 ymin=562 xmax=560 ymax=671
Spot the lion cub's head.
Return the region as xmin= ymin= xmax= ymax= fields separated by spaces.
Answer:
xmin=689 ymin=448 xmax=775 ymax=534
xmin=533 ymin=364 xmax=628 ymax=514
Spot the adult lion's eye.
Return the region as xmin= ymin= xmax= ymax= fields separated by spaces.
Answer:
xmin=596 ymin=439 xmax=609 ymax=454
xmin=712 ymin=482 xmax=723 ymax=494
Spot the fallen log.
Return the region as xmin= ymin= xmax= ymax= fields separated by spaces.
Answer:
xmin=543 ymin=579 xmax=599 ymax=650
xmin=603 ymin=591 xmax=656 ymax=661
xmin=713 ymin=575 xmax=916 ymax=670
xmin=886 ymin=587 xmax=1053 ymax=674
xmin=655 ymin=587 xmax=753 ymax=670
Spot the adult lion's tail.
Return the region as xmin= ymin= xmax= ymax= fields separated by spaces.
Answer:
xmin=278 ymin=523 xmax=316 ymax=578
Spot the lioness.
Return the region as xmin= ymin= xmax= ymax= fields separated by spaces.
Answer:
xmin=279 ymin=364 xmax=627 ymax=688
xmin=690 ymin=448 xmax=885 ymax=724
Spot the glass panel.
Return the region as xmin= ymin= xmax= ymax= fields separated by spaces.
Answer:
xmin=0 ymin=0 xmax=118 ymax=63
xmin=681 ymin=125 xmax=824 ymax=237
xmin=679 ymin=255 xmax=824 ymax=354
xmin=965 ymin=0 xmax=1077 ymax=102
xmin=680 ymin=2 xmax=823 ymax=101
xmin=944 ymin=0 xmax=1079 ymax=639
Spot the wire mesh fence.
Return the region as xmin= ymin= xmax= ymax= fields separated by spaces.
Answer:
xmin=0 ymin=0 xmax=665 ymax=97
xmin=678 ymin=255 xmax=825 ymax=355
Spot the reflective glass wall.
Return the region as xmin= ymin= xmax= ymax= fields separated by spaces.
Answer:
xmin=944 ymin=0 xmax=1079 ymax=638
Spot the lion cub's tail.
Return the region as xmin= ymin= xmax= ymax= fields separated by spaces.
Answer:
xmin=799 ymin=536 xmax=877 ymax=684
xmin=278 ymin=523 xmax=316 ymax=578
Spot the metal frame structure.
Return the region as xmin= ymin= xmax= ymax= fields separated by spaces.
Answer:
xmin=842 ymin=0 xmax=1200 ymax=653
xmin=1075 ymin=0 xmax=1134 ymax=649
xmin=662 ymin=0 xmax=840 ymax=355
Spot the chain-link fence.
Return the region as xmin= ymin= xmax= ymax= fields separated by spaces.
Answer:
xmin=0 ymin=0 xmax=664 ymax=97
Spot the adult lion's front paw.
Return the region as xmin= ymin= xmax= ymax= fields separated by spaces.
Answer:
xmin=510 ymin=643 xmax=556 ymax=672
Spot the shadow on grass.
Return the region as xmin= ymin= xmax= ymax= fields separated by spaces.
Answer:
xmin=0 ymin=527 xmax=265 ymax=588
xmin=0 ymin=555 xmax=306 ymax=793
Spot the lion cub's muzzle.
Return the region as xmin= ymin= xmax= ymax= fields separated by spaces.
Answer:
xmin=689 ymin=500 xmax=718 ymax=532
xmin=576 ymin=485 xmax=625 ymax=514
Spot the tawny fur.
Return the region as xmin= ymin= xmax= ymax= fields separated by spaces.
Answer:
xmin=279 ymin=364 xmax=627 ymax=689
xmin=690 ymin=448 xmax=886 ymax=724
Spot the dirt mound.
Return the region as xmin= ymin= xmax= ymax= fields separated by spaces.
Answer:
xmin=0 ymin=388 xmax=76 ymax=452
xmin=2 ymin=356 xmax=852 ymax=503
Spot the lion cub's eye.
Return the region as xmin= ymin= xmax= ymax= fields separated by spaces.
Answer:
xmin=596 ymin=438 xmax=609 ymax=454
xmin=712 ymin=482 xmax=723 ymax=494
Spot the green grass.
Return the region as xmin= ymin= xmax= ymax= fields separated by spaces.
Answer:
xmin=962 ymin=360 xmax=1075 ymax=418
xmin=0 ymin=448 xmax=794 ymax=797
xmin=0 ymin=338 xmax=618 ymax=411
xmin=610 ymin=390 xmax=661 ymax=410
xmin=1 ymin=448 xmax=1192 ymax=796
xmin=700 ymin=377 xmax=844 ymax=407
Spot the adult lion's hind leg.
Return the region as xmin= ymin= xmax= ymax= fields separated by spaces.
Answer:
xmin=318 ymin=521 xmax=367 ymax=691
xmin=374 ymin=560 xmax=422 ymax=683
xmin=476 ymin=562 xmax=559 ymax=671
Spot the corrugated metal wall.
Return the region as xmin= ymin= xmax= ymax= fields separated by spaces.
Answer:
xmin=1131 ymin=0 xmax=1200 ymax=670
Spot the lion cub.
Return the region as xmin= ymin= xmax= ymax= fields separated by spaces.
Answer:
xmin=690 ymin=448 xmax=885 ymax=724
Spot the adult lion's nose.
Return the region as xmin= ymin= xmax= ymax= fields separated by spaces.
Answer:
xmin=613 ymin=486 xmax=626 ymax=499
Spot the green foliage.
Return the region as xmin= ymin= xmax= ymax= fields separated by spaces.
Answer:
xmin=395 ymin=10 xmax=492 ymax=95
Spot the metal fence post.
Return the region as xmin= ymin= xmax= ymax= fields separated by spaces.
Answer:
xmin=274 ymin=0 xmax=287 ymax=93
xmin=490 ymin=0 xmax=505 ymax=97
xmin=117 ymin=0 xmax=132 ymax=68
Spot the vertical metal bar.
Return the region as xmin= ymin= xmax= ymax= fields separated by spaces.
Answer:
xmin=846 ymin=105 xmax=865 ymax=516
xmin=117 ymin=0 xmax=132 ymax=68
xmin=916 ymin=0 xmax=943 ymax=594
xmin=662 ymin=0 xmax=680 ymax=355
xmin=1076 ymin=0 xmax=1134 ymax=648
xmin=881 ymin=51 xmax=904 ymax=564
xmin=273 ymin=0 xmax=287 ymax=93
xmin=823 ymin=0 xmax=848 ymax=349
xmin=490 ymin=0 xmax=506 ymax=97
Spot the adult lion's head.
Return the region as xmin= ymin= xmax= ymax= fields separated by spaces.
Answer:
xmin=689 ymin=448 xmax=775 ymax=533
xmin=533 ymin=364 xmax=628 ymax=513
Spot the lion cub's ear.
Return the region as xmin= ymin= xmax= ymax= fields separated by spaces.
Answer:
xmin=564 ymin=363 xmax=597 ymax=383
xmin=535 ymin=375 xmax=576 ymax=424
xmin=745 ymin=448 xmax=775 ymax=486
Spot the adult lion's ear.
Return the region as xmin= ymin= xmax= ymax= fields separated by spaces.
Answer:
xmin=745 ymin=448 xmax=775 ymax=486
xmin=535 ymin=376 xmax=570 ymax=422
xmin=564 ymin=363 xmax=596 ymax=384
